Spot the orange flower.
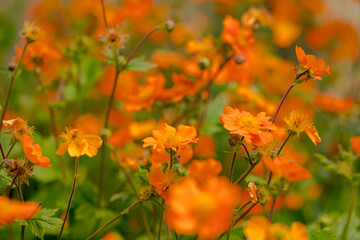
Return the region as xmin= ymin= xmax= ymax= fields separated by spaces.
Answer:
xmin=0 ymin=196 xmax=40 ymax=225
xmin=244 ymin=216 xmax=310 ymax=240
xmin=165 ymin=177 xmax=241 ymax=239
xmin=351 ymin=136 xmax=360 ymax=155
xmin=263 ymin=156 xmax=311 ymax=181
xmin=220 ymin=106 xmax=276 ymax=146
xmin=295 ymin=46 xmax=330 ymax=81
xmin=3 ymin=117 xmax=35 ymax=141
xmin=143 ymin=123 xmax=198 ymax=151
xmin=146 ymin=169 xmax=176 ymax=199
xmin=56 ymin=128 xmax=102 ymax=158
xmin=188 ymin=158 xmax=222 ymax=182
xmin=283 ymin=110 xmax=321 ymax=146
xmin=74 ymin=114 xmax=103 ymax=135
xmin=314 ymin=94 xmax=354 ymax=114
xmin=21 ymin=134 xmax=51 ymax=167
xmin=194 ymin=133 xmax=216 ymax=158
xmin=101 ymin=232 xmax=123 ymax=240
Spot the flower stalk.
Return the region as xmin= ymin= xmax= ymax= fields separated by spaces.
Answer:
xmin=58 ymin=157 xmax=80 ymax=240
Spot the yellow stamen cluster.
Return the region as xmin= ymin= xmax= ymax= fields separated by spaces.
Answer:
xmin=257 ymin=139 xmax=280 ymax=157
xmin=283 ymin=110 xmax=312 ymax=134
xmin=19 ymin=21 xmax=42 ymax=43
xmin=101 ymin=28 xmax=129 ymax=49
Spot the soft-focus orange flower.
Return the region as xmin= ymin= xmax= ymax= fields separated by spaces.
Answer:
xmin=147 ymin=169 xmax=176 ymax=199
xmin=0 ymin=196 xmax=40 ymax=226
xmin=194 ymin=133 xmax=216 ymax=158
xmin=221 ymin=15 xmax=255 ymax=53
xmin=151 ymin=50 xmax=185 ymax=69
xmin=314 ymin=94 xmax=354 ymax=114
xmin=108 ymin=128 xmax=133 ymax=148
xmin=175 ymin=144 xmax=194 ymax=166
xmin=306 ymin=21 xmax=359 ymax=61
xmin=351 ymin=136 xmax=360 ymax=155
xmin=165 ymin=177 xmax=241 ymax=239
xmin=244 ymin=216 xmax=310 ymax=240
xmin=21 ymin=134 xmax=51 ymax=167
xmin=220 ymin=106 xmax=276 ymax=146
xmin=143 ymin=123 xmax=198 ymax=151
xmin=263 ymin=156 xmax=311 ymax=181
xmin=74 ymin=114 xmax=103 ymax=135
xmin=2 ymin=117 xmax=35 ymax=141
xmin=284 ymin=193 xmax=304 ymax=210
xmin=188 ymin=158 xmax=222 ymax=182
xmin=129 ymin=119 xmax=157 ymax=139
xmin=295 ymin=46 xmax=330 ymax=81
xmin=56 ymin=128 xmax=102 ymax=157
xmin=284 ymin=110 xmax=321 ymax=146
xmin=101 ymin=232 xmax=123 ymax=240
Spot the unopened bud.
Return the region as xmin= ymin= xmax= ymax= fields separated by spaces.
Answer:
xmin=7 ymin=62 xmax=16 ymax=72
xmin=198 ymin=57 xmax=211 ymax=70
xmin=164 ymin=20 xmax=175 ymax=33
xmin=228 ymin=135 xmax=239 ymax=147
xmin=234 ymin=55 xmax=245 ymax=64
xmin=139 ymin=186 xmax=153 ymax=201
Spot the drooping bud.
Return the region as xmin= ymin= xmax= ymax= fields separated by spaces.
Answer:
xmin=164 ymin=20 xmax=175 ymax=33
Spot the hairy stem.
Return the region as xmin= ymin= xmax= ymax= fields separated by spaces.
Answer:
xmin=0 ymin=42 xmax=29 ymax=135
xmin=58 ymin=157 xmax=80 ymax=240
xmin=87 ymin=199 xmax=143 ymax=240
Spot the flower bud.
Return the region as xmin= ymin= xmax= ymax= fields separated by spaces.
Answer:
xmin=7 ymin=62 xmax=16 ymax=72
xmin=234 ymin=55 xmax=245 ymax=64
xmin=164 ymin=20 xmax=175 ymax=33
xmin=228 ymin=135 xmax=239 ymax=147
xmin=139 ymin=186 xmax=153 ymax=201
xmin=198 ymin=57 xmax=211 ymax=70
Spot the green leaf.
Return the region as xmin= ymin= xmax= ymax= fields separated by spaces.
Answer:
xmin=0 ymin=169 xmax=12 ymax=187
xmin=312 ymin=229 xmax=337 ymax=240
xmin=137 ymin=167 xmax=149 ymax=183
xmin=314 ymin=153 xmax=352 ymax=181
xmin=127 ymin=56 xmax=156 ymax=72
xmin=25 ymin=208 xmax=63 ymax=240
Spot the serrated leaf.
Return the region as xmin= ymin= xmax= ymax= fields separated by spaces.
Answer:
xmin=127 ymin=56 xmax=156 ymax=72
xmin=315 ymin=153 xmax=352 ymax=181
xmin=137 ymin=167 xmax=149 ymax=183
xmin=26 ymin=208 xmax=63 ymax=240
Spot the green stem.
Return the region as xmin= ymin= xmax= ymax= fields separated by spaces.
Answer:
xmin=157 ymin=208 xmax=163 ymax=240
xmin=240 ymin=143 xmax=253 ymax=165
xmin=86 ymin=199 xmax=143 ymax=240
xmin=58 ymin=157 xmax=80 ymax=240
xmin=6 ymin=142 xmax=15 ymax=159
xmin=0 ymin=42 xmax=29 ymax=136
xmin=234 ymin=159 xmax=261 ymax=185
xmin=228 ymin=151 xmax=237 ymax=183
xmin=341 ymin=184 xmax=358 ymax=240
xmin=18 ymin=181 xmax=25 ymax=240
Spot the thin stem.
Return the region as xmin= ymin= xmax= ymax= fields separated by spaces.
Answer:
xmin=341 ymin=184 xmax=358 ymax=240
xmin=100 ymin=0 xmax=108 ymax=28
xmin=238 ymin=200 xmax=252 ymax=213
xmin=87 ymin=199 xmax=143 ymax=240
xmin=58 ymin=157 xmax=80 ymax=240
xmin=6 ymin=142 xmax=15 ymax=158
xmin=0 ymin=142 xmax=6 ymax=160
xmin=157 ymin=208 xmax=163 ymax=240
xmin=18 ymin=181 xmax=25 ymax=240
xmin=233 ymin=203 xmax=257 ymax=226
xmin=268 ymin=198 xmax=277 ymax=222
xmin=153 ymin=198 xmax=166 ymax=210
xmin=174 ymin=231 xmax=180 ymax=240
xmin=142 ymin=210 xmax=154 ymax=240
xmin=0 ymin=42 xmax=29 ymax=135
xmin=271 ymin=71 xmax=307 ymax=124
xmin=234 ymin=159 xmax=261 ymax=185
xmin=240 ymin=143 xmax=253 ymax=165
xmin=267 ymin=133 xmax=293 ymax=186
xmin=6 ymin=165 xmax=24 ymax=197
xmin=228 ymin=151 xmax=237 ymax=182
xmin=169 ymin=148 xmax=174 ymax=169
